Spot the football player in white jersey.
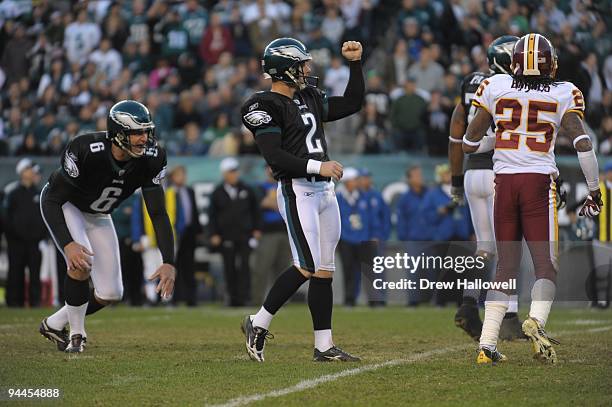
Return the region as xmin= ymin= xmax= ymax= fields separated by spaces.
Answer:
xmin=449 ymin=35 xmax=525 ymax=342
xmin=463 ymin=33 xmax=603 ymax=364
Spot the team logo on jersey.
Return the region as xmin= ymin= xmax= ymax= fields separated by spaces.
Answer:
xmin=63 ymin=151 xmax=79 ymax=178
xmin=152 ymin=165 xmax=167 ymax=185
xmin=243 ymin=110 xmax=272 ymax=127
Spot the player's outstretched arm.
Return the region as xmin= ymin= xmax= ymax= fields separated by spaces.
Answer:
xmin=449 ymin=103 xmax=466 ymax=203
xmin=325 ymin=41 xmax=365 ymax=122
xmin=561 ymin=111 xmax=603 ymax=217
xmin=462 ymin=107 xmax=492 ymax=153
xmin=142 ymin=186 xmax=176 ymax=298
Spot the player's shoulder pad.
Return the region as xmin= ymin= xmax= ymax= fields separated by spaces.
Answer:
xmin=145 ymin=145 xmax=167 ymax=186
xmin=241 ymin=92 xmax=278 ymax=128
xmin=461 ymin=71 xmax=491 ymax=87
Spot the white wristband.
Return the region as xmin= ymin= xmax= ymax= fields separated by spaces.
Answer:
xmin=462 ymin=135 xmax=481 ymax=147
xmin=449 ymin=136 xmax=462 ymax=144
xmin=306 ymin=159 xmax=322 ymax=175
xmin=577 ymin=149 xmax=600 ymax=191
xmin=573 ymin=134 xmax=590 ymax=149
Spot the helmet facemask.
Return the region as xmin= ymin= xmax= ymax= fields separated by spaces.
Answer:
xmin=284 ymin=61 xmax=319 ymax=90
xmin=113 ymin=127 xmax=156 ymax=158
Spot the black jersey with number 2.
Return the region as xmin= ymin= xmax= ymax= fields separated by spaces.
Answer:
xmin=241 ymin=87 xmax=330 ymax=180
xmin=46 ymin=132 xmax=167 ymax=214
xmin=461 ymin=72 xmax=494 ymax=171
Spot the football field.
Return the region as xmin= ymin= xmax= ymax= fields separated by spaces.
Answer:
xmin=1 ymin=305 xmax=611 ymax=406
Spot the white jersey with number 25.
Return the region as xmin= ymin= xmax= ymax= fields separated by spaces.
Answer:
xmin=472 ymin=74 xmax=585 ymax=177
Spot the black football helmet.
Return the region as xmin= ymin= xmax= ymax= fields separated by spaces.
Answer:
xmin=262 ymin=37 xmax=319 ymax=89
xmin=107 ymin=100 xmax=156 ymax=158
xmin=487 ymin=35 xmax=519 ymax=75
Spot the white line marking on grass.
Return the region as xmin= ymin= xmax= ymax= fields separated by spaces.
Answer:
xmin=209 ymin=345 xmax=469 ymax=407
xmin=212 ymin=325 xmax=612 ymax=407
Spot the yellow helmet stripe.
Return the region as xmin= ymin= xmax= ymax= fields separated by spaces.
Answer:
xmin=527 ymin=33 xmax=536 ymax=70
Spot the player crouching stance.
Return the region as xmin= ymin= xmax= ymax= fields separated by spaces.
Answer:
xmin=240 ymin=38 xmax=364 ymax=362
xmin=39 ymin=100 xmax=176 ymax=353
xmin=463 ymin=33 xmax=602 ymax=364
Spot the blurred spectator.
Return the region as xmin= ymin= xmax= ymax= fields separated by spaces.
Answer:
xmin=390 ymin=77 xmax=427 ymax=152
xmin=396 ymin=166 xmax=428 ymax=241
xmin=16 ymin=133 xmax=44 ymax=156
xmin=337 ymin=168 xmax=379 ymax=306
xmin=127 ymin=0 xmax=150 ymax=45
xmin=63 ymin=8 xmax=101 ymax=66
xmin=321 ymin=6 xmax=345 ymax=45
xmin=111 ymin=196 xmax=144 ymax=306
xmin=169 ymin=166 xmax=202 ymax=307
xmin=245 ymin=0 xmax=280 ymax=55
xmin=308 ymin=27 xmax=335 ymax=71
xmin=251 ymin=165 xmax=292 ymax=304
xmin=3 ymin=159 xmax=47 ymax=307
xmin=209 ymin=158 xmax=262 ymax=307
xmin=174 ymin=90 xmax=200 ymax=129
xmin=102 ymin=2 xmax=129 ymax=51
xmin=161 ymin=9 xmax=190 ymax=61
xmin=179 ymin=0 xmax=209 ymax=51
xmin=420 ymin=164 xmax=471 ymax=242
xmin=179 ymin=121 xmax=207 ymax=156
xmin=356 ymin=102 xmax=388 ymax=154
xmin=425 ymin=90 xmax=452 ymax=156
xmin=132 ymin=188 xmax=185 ymax=305
xmin=407 ymin=46 xmax=444 ymax=92
xmin=89 ymin=38 xmax=123 ymax=81
xmin=200 ymin=12 xmax=234 ymax=65
xmin=324 ymin=56 xmax=350 ymax=97
xmin=1 ymin=23 xmax=30 ymax=85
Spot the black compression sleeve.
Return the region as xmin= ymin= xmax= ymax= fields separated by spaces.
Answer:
xmin=142 ymin=186 xmax=175 ymax=265
xmin=256 ymin=132 xmax=309 ymax=177
xmin=41 ymin=176 xmax=74 ymax=250
xmin=326 ymin=60 xmax=365 ymax=122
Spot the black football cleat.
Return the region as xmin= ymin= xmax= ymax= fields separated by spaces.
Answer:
xmin=65 ymin=334 xmax=85 ymax=353
xmin=241 ymin=315 xmax=273 ymax=362
xmin=313 ymin=346 xmax=361 ymax=362
xmin=39 ymin=318 xmax=69 ymax=352
xmin=499 ymin=315 xmax=528 ymax=341
xmin=454 ymin=301 xmax=482 ymax=341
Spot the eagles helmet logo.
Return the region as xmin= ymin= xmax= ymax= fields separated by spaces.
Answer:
xmin=64 ymin=151 xmax=79 ymax=178
xmin=243 ymin=110 xmax=272 ymax=127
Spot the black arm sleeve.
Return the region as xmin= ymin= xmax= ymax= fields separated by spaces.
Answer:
xmin=255 ymin=132 xmax=309 ymax=177
xmin=40 ymin=175 xmax=74 ymax=249
xmin=142 ymin=186 xmax=175 ymax=265
xmin=325 ymin=60 xmax=365 ymax=122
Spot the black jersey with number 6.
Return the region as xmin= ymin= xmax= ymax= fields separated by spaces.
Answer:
xmin=461 ymin=72 xmax=494 ymax=171
xmin=241 ymin=87 xmax=330 ymax=179
xmin=46 ymin=132 xmax=167 ymax=214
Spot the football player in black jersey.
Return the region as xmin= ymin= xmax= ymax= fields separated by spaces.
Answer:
xmin=448 ymin=35 xmax=526 ymax=342
xmin=39 ymin=100 xmax=176 ymax=353
xmin=240 ymin=37 xmax=364 ymax=362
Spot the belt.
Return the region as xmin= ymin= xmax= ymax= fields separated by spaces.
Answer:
xmin=280 ymin=175 xmax=331 ymax=183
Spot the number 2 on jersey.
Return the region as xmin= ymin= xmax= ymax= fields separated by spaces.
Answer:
xmin=495 ymin=98 xmax=557 ymax=153
xmin=302 ymin=113 xmax=323 ymax=154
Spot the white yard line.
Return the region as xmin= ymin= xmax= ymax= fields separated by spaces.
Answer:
xmin=212 ymin=324 xmax=612 ymax=407
xmin=209 ymin=345 xmax=468 ymax=407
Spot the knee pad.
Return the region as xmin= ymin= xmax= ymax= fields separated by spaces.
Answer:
xmin=94 ymin=287 xmax=124 ymax=303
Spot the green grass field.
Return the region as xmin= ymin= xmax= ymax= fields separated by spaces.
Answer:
xmin=1 ymin=305 xmax=611 ymax=406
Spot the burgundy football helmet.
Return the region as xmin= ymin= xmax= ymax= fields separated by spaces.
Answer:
xmin=511 ymin=33 xmax=558 ymax=79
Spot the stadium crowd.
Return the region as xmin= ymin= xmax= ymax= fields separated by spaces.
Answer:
xmin=0 ymin=0 xmax=610 ymax=157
